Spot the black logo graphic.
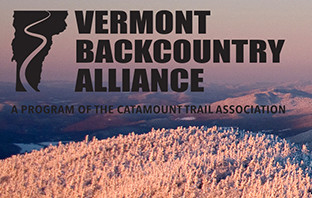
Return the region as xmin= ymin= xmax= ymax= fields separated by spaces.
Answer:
xmin=11 ymin=11 xmax=68 ymax=92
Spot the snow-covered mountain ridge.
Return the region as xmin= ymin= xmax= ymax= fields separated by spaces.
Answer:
xmin=1 ymin=126 xmax=312 ymax=197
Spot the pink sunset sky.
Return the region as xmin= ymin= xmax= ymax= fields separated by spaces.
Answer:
xmin=0 ymin=0 xmax=311 ymax=85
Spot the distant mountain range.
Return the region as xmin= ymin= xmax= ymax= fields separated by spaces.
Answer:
xmin=63 ymin=84 xmax=312 ymax=142
xmin=0 ymin=81 xmax=312 ymax=158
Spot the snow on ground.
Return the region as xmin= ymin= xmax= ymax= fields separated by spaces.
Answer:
xmin=14 ymin=143 xmax=44 ymax=153
xmin=288 ymin=129 xmax=312 ymax=144
xmin=14 ymin=142 xmax=67 ymax=154
xmin=1 ymin=126 xmax=312 ymax=198
xmin=176 ymin=116 xmax=196 ymax=121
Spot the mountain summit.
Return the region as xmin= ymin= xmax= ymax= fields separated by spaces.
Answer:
xmin=1 ymin=126 xmax=312 ymax=197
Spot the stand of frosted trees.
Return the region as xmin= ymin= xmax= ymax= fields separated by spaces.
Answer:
xmin=0 ymin=126 xmax=312 ymax=197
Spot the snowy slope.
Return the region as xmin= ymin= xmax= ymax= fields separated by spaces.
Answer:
xmin=1 ymin=126 xmax=312 ymax=198
xmin=211 ymin=88 xmax=312 ymax=115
